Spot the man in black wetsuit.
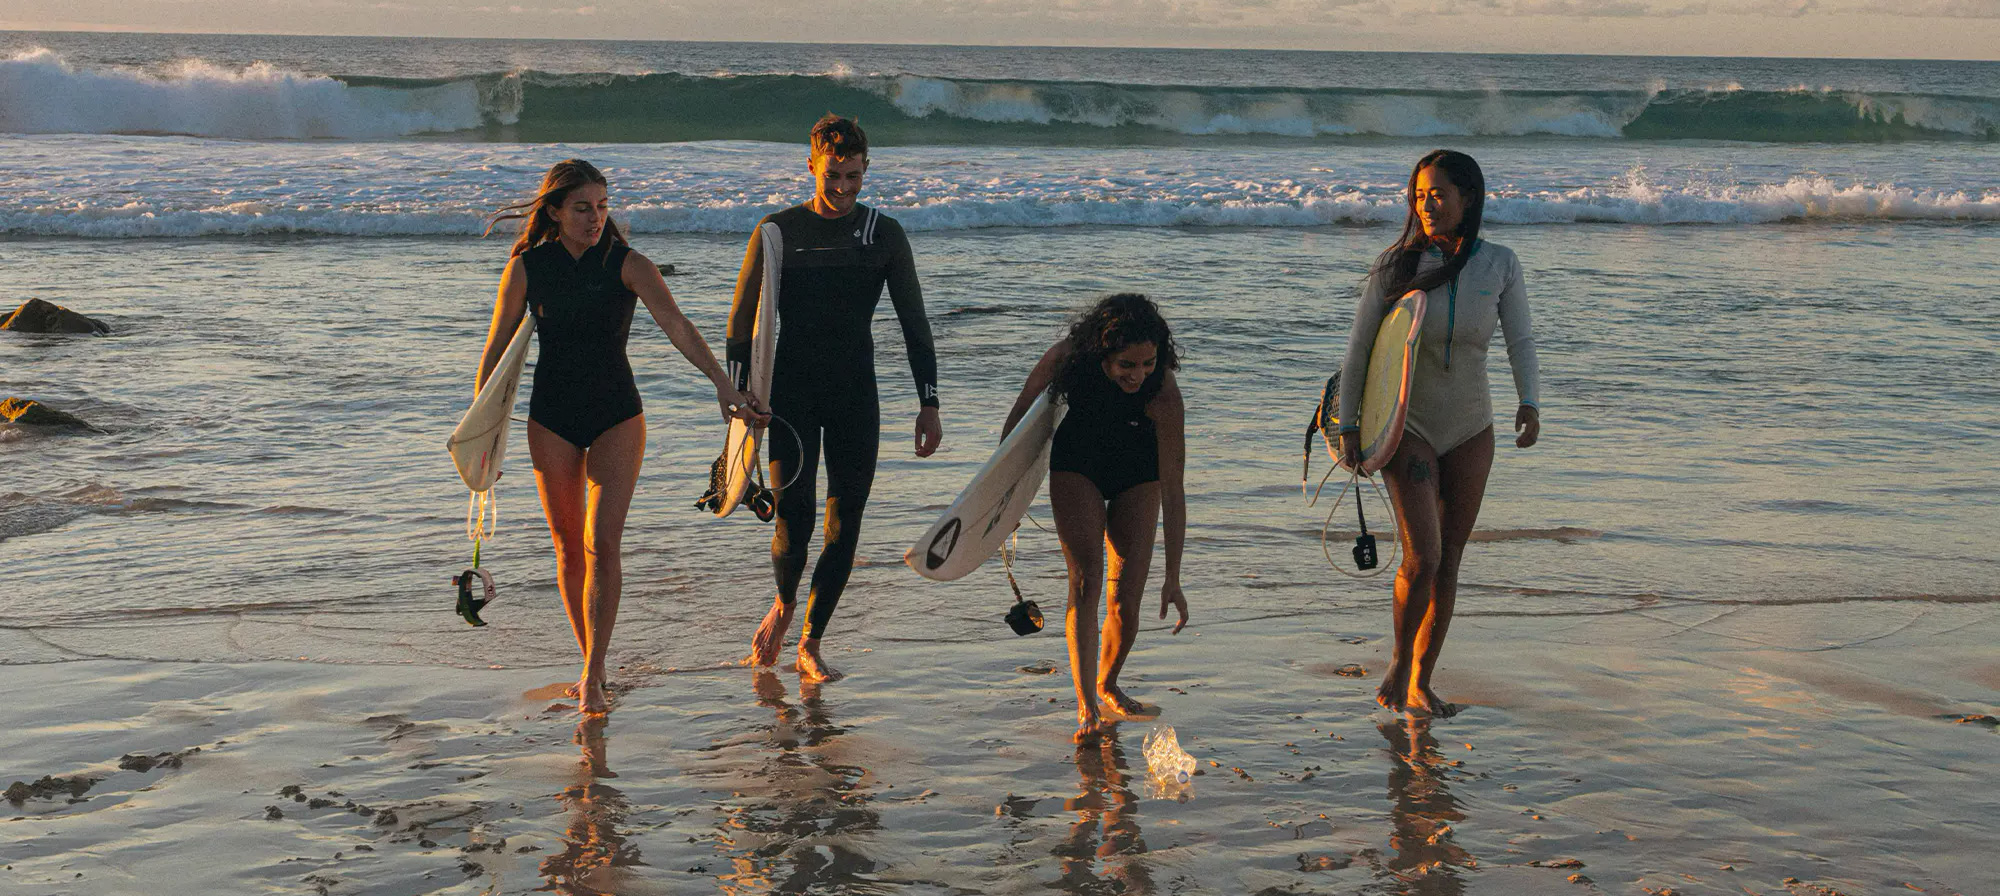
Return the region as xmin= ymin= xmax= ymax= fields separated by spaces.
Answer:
xmin=730 ymin=115 xmax=942 ymax=682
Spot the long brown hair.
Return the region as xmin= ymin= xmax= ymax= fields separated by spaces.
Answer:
xmin=484 ymin=159 xmax=625 ymax=258
xmin=1367 ymin=149 xmax=1486 ymax=302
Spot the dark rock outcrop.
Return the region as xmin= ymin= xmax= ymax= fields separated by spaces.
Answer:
xmin=0 ymin=397 xmax=93 ymax=429
xmin=0 ymin=298 xmax=110 ymax=334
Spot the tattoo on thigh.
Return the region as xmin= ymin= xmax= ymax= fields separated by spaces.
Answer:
xmin=1407 ymin=458 xmax=1432 ymax=483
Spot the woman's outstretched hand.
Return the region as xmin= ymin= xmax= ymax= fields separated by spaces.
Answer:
xmin=719 ymin=388 xmax=769 ymax=424
xmin=1514 ymin=404 xmax=1540 ymax=448
xmin=1159 ymin=580 xmax=1189 ymax=634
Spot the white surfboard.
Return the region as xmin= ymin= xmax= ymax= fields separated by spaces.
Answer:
xmin=448 ymin=314 xmax=535 ymax=492
xmin=1331 ymin=289 xmax=1425 ymax=475
xmin=907 ymin=391 xmax=1067 ymax=581
xmin=715 ymin=221 xmax=782 ymax=517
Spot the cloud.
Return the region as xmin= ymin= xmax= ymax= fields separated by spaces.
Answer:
xmin=1340 ymin=0 xmax=2000 ymax=16
xmin=1840 ymin=0 xmax=2000 ymax=16
xmin=984 ymin=0 xmax=1823 ymax=21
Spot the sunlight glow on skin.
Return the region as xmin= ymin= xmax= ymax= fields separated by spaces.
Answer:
xmin=809 ymin=154 xmax=866 ymax=219
xmin=555 ymin=181 xmax=607 ymax=254
xmin=1101 ymin=342 xmax=1158 ymax=394
xmin=1413 ymin=165 xmax=1465 ymax=252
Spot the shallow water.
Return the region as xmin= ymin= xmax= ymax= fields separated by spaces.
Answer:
xmin=2 ymin=224 xmax=1995 ymax=671
xmin=2 ymin=613 xmax=1993 ymax=895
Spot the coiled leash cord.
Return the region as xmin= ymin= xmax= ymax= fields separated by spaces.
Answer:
xmin=1307 ymin=462 xmax=1401 ymax=580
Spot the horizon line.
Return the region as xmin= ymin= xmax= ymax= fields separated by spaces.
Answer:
xmin=2 ymin=26 xmax=1997 ymax=65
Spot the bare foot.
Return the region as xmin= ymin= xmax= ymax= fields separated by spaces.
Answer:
xmin=578 ymin=675 xmax=611 ymax=715
xmin=1073 ymin=705 xmax=1110 ymax=744
xmin=1406 ymin=685 xmax=1457 ymax=718
xmin=1376 ymin=675 xmax=1407 ymax=712
xmin=796 ymin=639 xmax=844 ymax=683
xmin=1097 ymin=684 xmax=1144 ymax=717
xmin=745 ymin=599 xmax=794 ymax=667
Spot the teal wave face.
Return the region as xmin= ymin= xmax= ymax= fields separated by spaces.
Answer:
xmin=455 ymin=73 xmax=2000 ymax=145
xmin=8 ymin=47 xmax=1995 ymax=143
xmin=1626 ymin=89 xmax=2000 ymax=142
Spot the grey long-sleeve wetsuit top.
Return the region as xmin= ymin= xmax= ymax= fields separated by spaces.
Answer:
xmin=1337 ymin=239 xmax=1540 ymax=456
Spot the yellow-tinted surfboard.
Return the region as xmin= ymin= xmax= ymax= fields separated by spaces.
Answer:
xmin=1336 ymin=289 xmax=1425 ymax=474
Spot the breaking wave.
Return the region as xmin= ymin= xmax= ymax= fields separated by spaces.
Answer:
xmin=4 ymin=49 xmax=1996 ymax=143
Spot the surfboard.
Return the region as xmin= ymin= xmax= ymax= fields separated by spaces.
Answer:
xmin=714 ymin=221 xmax=782 ymax=517
xmin=448 ymin=314 xmax=536 ymax=492
xmin=1332 ymin=289 xmax=1426 ymax=475
xmin=907 ymin=391 xmax=1067 ymax=581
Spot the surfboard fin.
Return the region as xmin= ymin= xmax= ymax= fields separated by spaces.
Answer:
xmin=1305 ymin=372 xmax=1341 ymax=485
xmin=693 ymin=450 xmax=779 ymax=522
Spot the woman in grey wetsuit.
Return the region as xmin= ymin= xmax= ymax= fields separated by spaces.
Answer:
xmin=1003 ymin=294 xmax=1189 ymax=744
xmin=1336 ymin=150 xmax=1542 ymax=718
xmin=476 ymin=159 xmax=759 ymax=714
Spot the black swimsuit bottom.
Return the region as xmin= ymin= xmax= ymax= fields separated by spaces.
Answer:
xmin=1050 ymin=370 xmax=1160 ymax=500
xmin=523 ymin=238 xmax=642 ymax=450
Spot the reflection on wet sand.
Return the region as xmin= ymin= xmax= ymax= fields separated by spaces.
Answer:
xmin=711 ymin=672 xmax=882 ymax=894
xmin=539 ymin=715 xmax=643 ymax=894
xmin=1373 ymin=717 xmax=1473 ymax=894
xmin=1054 ymin=732 xmax=1156 ymax=895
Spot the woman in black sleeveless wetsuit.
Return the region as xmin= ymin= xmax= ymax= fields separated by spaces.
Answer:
xmin=476 ymin=160 xmax=759 ymax=714
xmin=1002 ymin=294 xmax=1190 ymax=744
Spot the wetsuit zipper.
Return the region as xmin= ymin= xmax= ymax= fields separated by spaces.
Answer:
xmin=1445 ymin=277 xmax=1457 ymax=369
xmin=1442 ymin=239 xmax=1479 ymax=370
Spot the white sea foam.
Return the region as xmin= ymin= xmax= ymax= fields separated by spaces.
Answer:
xmin=3 ymin=178 xmax=1992 ymax=238
xmin=0 ymin=48 xmax=484 ymax=139
xmin=0 ymin=136 xmax=1992 ymax=238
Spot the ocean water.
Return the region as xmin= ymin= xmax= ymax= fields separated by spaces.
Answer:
xmin=1 ymin=31 xmax=1996 ymax=663
xmin=2 ymin=31 xmax=1998 ymax=896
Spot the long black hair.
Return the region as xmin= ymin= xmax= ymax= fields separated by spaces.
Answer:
xmin=1367 ymin=149 xmax=1486 ymax=302
xmin=1051 ymin=293 xmax=1179 ymax=403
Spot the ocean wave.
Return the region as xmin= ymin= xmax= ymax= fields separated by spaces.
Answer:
xmin=0 ymin=49 xmax=484 ymax=139
xmin=2 ymin=177 xmax=1992 ymax=237
xmin=3 ymin=49 xmax=1995 ymax=143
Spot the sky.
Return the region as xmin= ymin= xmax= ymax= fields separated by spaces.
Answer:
xmin=3 ymin=0 xmax=1998 ymax=60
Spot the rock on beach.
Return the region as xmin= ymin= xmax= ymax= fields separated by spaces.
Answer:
xmin=0 ymin=298 xmax=111 ymax=334
xmin=0 ymin=397 xmax=95 ymax=429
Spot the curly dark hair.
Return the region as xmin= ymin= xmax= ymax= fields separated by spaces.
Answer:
xmin=1050 ymin=293 xmax=1179 ymax=404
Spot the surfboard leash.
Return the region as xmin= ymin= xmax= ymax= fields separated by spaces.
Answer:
xmin=999 ymin=530 xmax=1046 ymax=636
xmin=455 ymin=485 xmax=499 ymax=627
xmin=1311 ymin=467 xmax=1400 ymax=580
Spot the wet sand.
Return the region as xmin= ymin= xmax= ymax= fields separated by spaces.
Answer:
xmin=3 ymin=600 xmax=1993 ymax=896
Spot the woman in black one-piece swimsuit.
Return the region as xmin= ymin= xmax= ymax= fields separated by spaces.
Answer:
xmin=476 ymin=160 xmax=759 ymax=714
xmin=1002 ymin=293 xmax=1190 ymax=744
